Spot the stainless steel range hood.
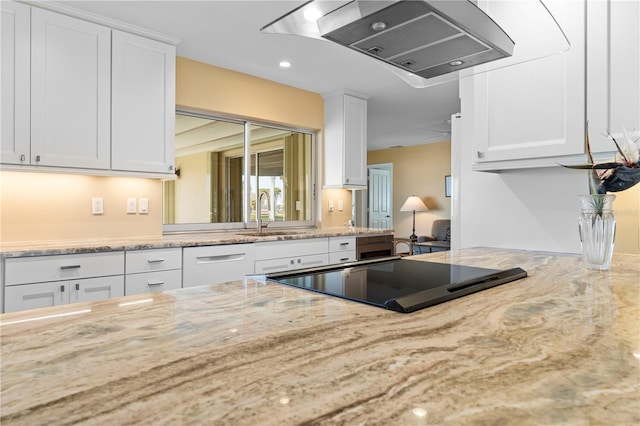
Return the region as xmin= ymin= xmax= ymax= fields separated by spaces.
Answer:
xmin=262 ymin=0 xmax=515 ymax=80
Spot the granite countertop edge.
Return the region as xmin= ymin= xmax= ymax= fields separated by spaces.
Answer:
xmin=0 ymin=227 xmax=394 ymax=257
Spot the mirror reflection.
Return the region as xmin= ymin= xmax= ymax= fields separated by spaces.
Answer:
xmin=164 ymin=112 xmax=314 ymax=228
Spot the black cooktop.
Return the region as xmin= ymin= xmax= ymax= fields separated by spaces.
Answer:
xmin=266 ymin=257 xmax=527 ymax=313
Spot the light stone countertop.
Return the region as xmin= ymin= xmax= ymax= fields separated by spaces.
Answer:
xmin=0 ymin=227 xmax=392 ymax=257
xmin=1 ymin=248 xmax=638 ymax=425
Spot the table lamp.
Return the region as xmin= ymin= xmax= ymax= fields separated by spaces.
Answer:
xmin=400 ymin=195 xmax=429 ymax=241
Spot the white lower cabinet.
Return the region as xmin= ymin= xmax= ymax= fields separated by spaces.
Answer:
xmin=328 ymin=236 xmax=357 ymax=264
xmin=183 ymin=244 xmax=256 ymax=288
xmin=254 ymin=238 xmax=329 ymax=274
xmin=125 ymin=248 xmax=182 ymax=295
xmin=125 ymin=270 xmax=182 ymax=295
xmin=5 ymin=276 xmax=125 ymax=313
xmin=3 ymin=251 xmax=125 ymax=313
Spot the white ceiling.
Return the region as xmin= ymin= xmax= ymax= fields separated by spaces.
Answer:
xmin=59 ymin=0 xmax=460 ymax=151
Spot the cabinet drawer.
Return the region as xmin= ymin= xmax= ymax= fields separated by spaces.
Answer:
xmin=329 ymin=236 xmax=356 ymax=253
xmin=126 ymin=248 xmax=182 ymax=274
xmin=254 ymin=253 xmax=329 ymax=275
xmin=255 ymin=238 xmax=328 ymax=260
xmin=183 ymin=244 xmax=255 ymax=288
xmin=126 ymin=270 xmax=182 ymax=296
xmin=329 ymin=251 xmax=357 ymax=264
xmin=5 ymin=252 xmax=124 ymax=286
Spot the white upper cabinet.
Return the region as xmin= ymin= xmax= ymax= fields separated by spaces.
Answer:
xmin=1 ymin=1 xmax=30 ymax=165
xmin=587 ymin=0 xmax=639 ymax=154
xmin=111 ymin=31 xmax=176 ymax=174
xmin=467 ymin=0 xmax=586 ymax=170
xmin=0 ymin=2 xmax=177 ymax=176
xmin=30 ymin=8 xmax=111 ymax=169
xmin=323 ymin=91 xmax=368 ymax=188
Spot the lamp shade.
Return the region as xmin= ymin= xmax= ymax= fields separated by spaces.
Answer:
xmin=400 ymin=196 xmax=428 ymax=212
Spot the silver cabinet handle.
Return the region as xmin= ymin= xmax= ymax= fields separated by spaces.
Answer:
xmin=75 ymin=283 xmax=80 ymax=291
xmin=340 ymin=257 xmax=349 ymax=261
xmin=148 ymin=281 xmax=165 ymax=286
xmin=60 ymin=285 xmax=65 ymax=292
xmin=147 ymin=258 xmax=165 ymax=263
xmin=20 ymin=154 xmax=26 ymax=162
xmin=61 ymin=265 xmax=81 ymax=270
xmin=339 ymin=242 xmax=349 ymax=246
xmin=35 ymin=155 xmax=41 ymax=162
xmin=196 ymin=254 xmax=244 ymax=263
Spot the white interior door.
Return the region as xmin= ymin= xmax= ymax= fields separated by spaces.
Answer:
xmin=368 ymin=167 xmax=392 ymax=229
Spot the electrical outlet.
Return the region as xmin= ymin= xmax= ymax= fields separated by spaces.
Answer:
xmin=126 ymin=198 xmax=137 ymax=214
xmin=139 ymin=198 xmax=149 ymax=214
xmin=328 ymin=200 xmax=334 ymax=212
xmin=92 ymin=197 xmax=104 ymax=215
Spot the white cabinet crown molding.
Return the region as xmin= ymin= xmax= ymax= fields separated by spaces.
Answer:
xmin=17 ymin=0 xmax=181 ymax=45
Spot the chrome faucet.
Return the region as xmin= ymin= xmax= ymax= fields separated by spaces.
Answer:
xmin=257 ymin=191 xmax=271 ymax=232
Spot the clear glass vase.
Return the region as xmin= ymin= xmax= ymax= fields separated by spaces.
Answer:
xmin=578 ymin=194 xmax=616 ymax=271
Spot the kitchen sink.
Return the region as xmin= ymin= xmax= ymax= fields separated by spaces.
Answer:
xmin=236 ymin=230 xmax=313 ymax=237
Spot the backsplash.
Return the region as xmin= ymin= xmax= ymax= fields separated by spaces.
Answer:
xmin=0 ymin=172 xmax=163 ymax=243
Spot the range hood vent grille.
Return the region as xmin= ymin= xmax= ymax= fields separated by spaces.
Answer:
xmin=317 ymin=0 xmax=514 ymax=79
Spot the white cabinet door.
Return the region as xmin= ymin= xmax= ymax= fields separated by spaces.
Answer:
xmin=587 ymin=0 xmax=640 ymax=153
xmin=343 ymin=95 xmax=368 ymax=187
xmin=471 ymin=0 xmax=586 ymax=167
xmin=111 ymin=31 xmax=176 ymax=174
xmin=183 ymin=244 xmax=256 ymax=288
xmin=323 ymin=91 xmax=368 ymax=188
xmin=1 ymin=1 xmax=30 ymax=165
xmin=70 ymin=276 xmax=125 ymax=304
xmin=30 ymin=8 xmax=111 ymax=169
xmin=4 ymin=281 xmax=69 ymax=313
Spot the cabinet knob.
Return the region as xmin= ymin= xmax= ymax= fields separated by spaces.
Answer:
xmin=75 ymin=283 xmax=80 ymax=291
xmin=169 ymin=165 xmax=174 ymax=171
xmin=60 ymin=285 xmax=65 ymax=292
xmin=476 ymin=151 xmax=484 ymax=159
xmin=35 ymin=155 xmax=41 ymax=162
xmin=20 ymin=154 xmax=26 ymax=162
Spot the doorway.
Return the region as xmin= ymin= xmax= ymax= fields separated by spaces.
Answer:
xmin=353 ymin=164 xmax=393 ymax=229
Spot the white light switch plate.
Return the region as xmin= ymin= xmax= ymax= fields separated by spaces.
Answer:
xmin=92 ymin=198 xmax=104 ymax=215
xmin=139 ymin=198 xmax=149 ymax=214
xmin=126 ymin=198 xmax=137 ymax=214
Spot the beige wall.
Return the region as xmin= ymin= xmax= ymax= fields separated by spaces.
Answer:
xmin=176 ymin=57 xmax=323 ymax=131
xmin=321 ymin=189 xmax=353 ymax=228
xmin=1 ymin=57 xmax=326 ymax=244
xmin=0 ymin=172 xmax=162 ymax=242
xmin=368 ymin=141 xmax=451 ymax=239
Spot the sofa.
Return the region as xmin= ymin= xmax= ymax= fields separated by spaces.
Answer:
xmin=413 ymin=219 xmax=451 ymax=254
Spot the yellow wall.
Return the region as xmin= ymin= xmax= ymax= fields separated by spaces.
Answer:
xmin=0 ymin=172 xmax=162 ymax=242
xmin=368 ymin=141 xmax=451 ymax=239
xmin=176 ymin=57 xmax=323 ymax=131
xmin=321 ymin=189 xmax=353 ymax=228
xmin=0 ymin=57 xmax=325 ymax=244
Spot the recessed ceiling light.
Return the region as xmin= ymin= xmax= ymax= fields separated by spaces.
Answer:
xmin=303 ymin=6 xmax=323 ymax=22
xmin=279 ymin=61 xmax=291 ymax=68
xmin=449 ymin=60 xmax=464 ymax=66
